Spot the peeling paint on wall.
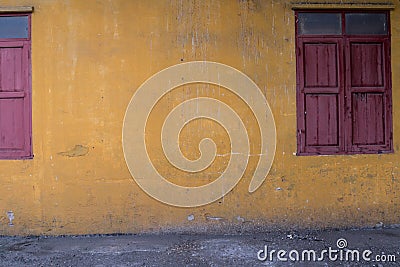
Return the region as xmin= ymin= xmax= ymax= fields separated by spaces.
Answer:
xmin=58 ymin=145 xmax=89 ymax=157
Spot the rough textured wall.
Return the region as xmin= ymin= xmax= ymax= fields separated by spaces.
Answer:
xmin=0 ymin=0 xmax=398 ymax=235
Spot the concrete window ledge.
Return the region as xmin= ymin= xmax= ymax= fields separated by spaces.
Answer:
xmin=291 ymin=2 xmax=395 ymax=10
xmin=0 ymin=6 xmax=34 ymax=13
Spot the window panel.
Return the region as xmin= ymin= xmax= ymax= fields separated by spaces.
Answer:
xmin=0 ymin=16 xmax=29 ymax=39
xmin=305 ymin=94 xmax=339 ymax=146
xmin=0 ymin=46 xmax=24 ymax=91
xmin=298 ymin=13 xmax=341 ymax=35
xmin=350 ymin=43 xmax=383 ymax=87
xmin=0 ymin=98 xmax=25 ymax=150
xmin=304 ymin=43 xmax=338 ymax=87
xmin=345 ymin=13 xmax=387 ymax=35
xmin=351 ymin=93 xmax=385 ymax=145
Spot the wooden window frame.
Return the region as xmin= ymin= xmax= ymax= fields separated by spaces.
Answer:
xmin=295 ymin=10 xmax=393 ymax=155
xmin=0 ymin=13 xmax=32 ymax=159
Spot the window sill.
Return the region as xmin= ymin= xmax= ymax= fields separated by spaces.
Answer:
xmin=291 ymin=2 xmax=395 ymax=10
xmin=296 ymin=150 xmax=394 ymax=156
xmin=0 ymin=6 xmax=33 ymax=14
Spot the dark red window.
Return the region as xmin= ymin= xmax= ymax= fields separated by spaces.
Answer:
xmin=295 ymin=11 xmax=392 ymax=155
xmin=0 ymin=14 xmax=32 ymax=159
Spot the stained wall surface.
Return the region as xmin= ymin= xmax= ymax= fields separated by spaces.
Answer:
xmin=0 ymin=0 xmax=398 ymax=235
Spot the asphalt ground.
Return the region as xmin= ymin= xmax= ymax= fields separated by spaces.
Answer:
xmin=0 ymin=226 xmax=399 ymax=266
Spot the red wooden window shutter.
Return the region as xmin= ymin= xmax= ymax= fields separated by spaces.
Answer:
xmin=0 ymin=15 xmax=32 ymax=159
xmin=296 ymin=11 xmax=392 ymax=155
xmin=297 ymin=38 xmax=344 ymax=154
xmin=345 ymin=38 xmax=392 ymax=153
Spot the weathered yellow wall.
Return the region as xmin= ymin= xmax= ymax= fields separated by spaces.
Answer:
xmin=0 ymin=0 xmax=399 ymax=235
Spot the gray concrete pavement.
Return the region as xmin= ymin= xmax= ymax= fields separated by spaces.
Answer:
xmin=0 ymin=227 xmax=399 ymax=266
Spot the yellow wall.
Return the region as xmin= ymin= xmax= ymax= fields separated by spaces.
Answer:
xmin=0 ymin=0 xmax=399 ymax=235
